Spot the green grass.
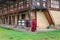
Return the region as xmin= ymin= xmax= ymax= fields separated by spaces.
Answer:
xmin=0 ymin=27 xmax=60 ymax=40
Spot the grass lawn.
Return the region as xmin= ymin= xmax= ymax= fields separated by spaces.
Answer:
xmin=0 ymin=27 xmax=60 ymax=40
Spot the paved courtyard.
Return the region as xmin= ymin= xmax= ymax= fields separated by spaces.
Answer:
xmin=0 ymin=24 xmax=56 ymax=33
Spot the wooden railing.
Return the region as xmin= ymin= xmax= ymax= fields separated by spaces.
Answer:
xmin=0 ymin=0 xmax=30 ymax=15
xmin=0 ymin=0 xmax=60 ymax=15
xmin=47 ymin=0 xmax=60 ymax=11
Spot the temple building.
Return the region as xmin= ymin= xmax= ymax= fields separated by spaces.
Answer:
xmin=0 ymin=0 xmax=60 ymax=31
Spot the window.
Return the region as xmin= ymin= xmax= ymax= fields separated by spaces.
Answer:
xmin=43 ymin=0 xmax=46 ymax=1
xmin=18 ymin=0 xmax=23 ymax=7
xmin=10 ymin=5 xmax=14 ymax=9
xmin=10 ymin=5 xmax=14 ymax=11
xmin=32 ymin=0 xmax=40 ymax=6
xmin=23 ymin=0 xmax=27 ymax=5
xmin=42 ymin=0 xmax=47 ymax=8
xmin=32 ymin=0 xmax=40 ymax=9
xmin=14 ymin=3 xmax=18 ymax=10
xmin=15 ymin=3 xmax=18 ymax=8
xmin=43 ymin=2 xmax=46 ymax=8
xmin=3 ymin=8 xmax=7 ymax=13
xmin=24 ymin=0 xmax=30 ymax=7
xmin=19 ymin=1 xmax=23 ymax=8
xmin=51 ymin=0 xmax=59 ymax=8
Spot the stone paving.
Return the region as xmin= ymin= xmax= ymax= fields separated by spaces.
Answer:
xmin=0 ymin=24 xmax=56 ymax=33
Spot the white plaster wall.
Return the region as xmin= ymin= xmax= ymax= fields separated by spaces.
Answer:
xmin=49 ymin=10 xmax=60 ymax=25
xmin=37 ymin=11 xmax=49 ymax=29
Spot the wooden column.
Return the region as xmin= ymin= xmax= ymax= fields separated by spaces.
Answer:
xmin=15 ymin=15 xmax=17 ymax=25
xmin=28 ymin=11 xmax=32 ymax=27
xmin=11 ymin=15 xmax=13 ymax=25
xmin=8 ymin=16 xmax=9 ymax=25
xmin=12 ymin=14 xmax=15 ymax=25
xmin=19 ymin=14 xmax=21 ymax=20
xmin=5 ymin=17 xmax=6 ymax=24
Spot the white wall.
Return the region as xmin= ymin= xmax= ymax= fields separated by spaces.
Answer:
xmin=37 ymin=11 xmax=49 ymax=29
xmin=49 ymin=10 xmax=60 ymax=25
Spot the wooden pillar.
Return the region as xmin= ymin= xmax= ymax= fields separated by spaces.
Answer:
xmin=11 ymin=15 xmax=13 ymax=25
xmin=28 ymin=11 xmax=32 ymax=27
xmin=5 ymin=17 xmax=6 ymax=24
xmin=0 ymin=18 xmax=2 ymax=24
xmin=5 ymin=16 xmax=8 ymax=25
xmin=19 ymin=14 xmax=21 ymax=20
xmin=15 ymin=15 xmax=17 ymax=25
xmin=8 ymin=16 xmax=9 ymax=25
xmin=12 ymin=15 xmax=15 ymax=25
xmin=2 ymin=16 xmax=4 ymax=24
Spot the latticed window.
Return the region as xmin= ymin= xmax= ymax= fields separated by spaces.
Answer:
xmin=32 ymin=0 xmax=40 ymax=6
xmin=51 ymin=0 xmax=59 ymax=8
xmin=42 ymin=0 xmax=47 ymax=8
xmin=10 ymin=5 xmax=14 ymax=11
xmin=3 ymin=8 xmax=7 ymax=13
xmin=18 ymin=0 xmax=23 ymax=9
xmin=14 ymin=3 xmax=18 ymax=10
xmin=23 ymin=0 xmax=30 ymax=7
xmin=10 ymin=5 xmax=14 ymax=9
xmin=15 ymin=3 xmax=18 ymax=8
xmin=31 ymin=0 xmax=40 ymax=9
xmin=26 ymin=0 xmax=30 ymax=7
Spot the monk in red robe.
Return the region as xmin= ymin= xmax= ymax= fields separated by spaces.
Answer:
xmin=31 ymin=19 xmax=37 ymax=32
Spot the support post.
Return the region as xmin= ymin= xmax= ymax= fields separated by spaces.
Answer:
xmin=28 ymin=11 xmax=32 ymax=27
xmin=14 ymin=15 xmax=17 ymax=27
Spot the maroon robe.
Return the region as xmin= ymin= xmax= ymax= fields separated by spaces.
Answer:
xmin=25 ymin=20 xmax=30 ymax=27
xmin=31 ymin=19 xmax=37 ymax=32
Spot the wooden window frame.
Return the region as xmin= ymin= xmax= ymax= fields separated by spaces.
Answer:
xmin=49 ymin=0 xmax=60 ymax=11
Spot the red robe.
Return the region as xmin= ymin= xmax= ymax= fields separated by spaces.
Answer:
xmin=31 ymin=19 xmax=37 ymax=32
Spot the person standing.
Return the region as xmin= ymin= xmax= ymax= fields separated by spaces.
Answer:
xmin=31 ymin=19 xmax=37 ymax=32
xmin=25 ymin=19 xmax=30 ymax=30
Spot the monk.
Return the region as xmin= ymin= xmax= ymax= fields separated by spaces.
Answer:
xmin=25 ymin=20 xmax=30 ymax=30
xmin=31 ymin=19 xmax=37 ymax=32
